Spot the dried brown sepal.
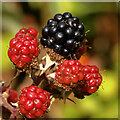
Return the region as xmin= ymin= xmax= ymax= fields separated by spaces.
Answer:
xmin=30 ymin=57 xmax=40 ymax=70
xmin=53 ymin=78 xmax=72 ymax=91
xmin=16 ymin=56 xmax=40 ymax=73
xmin=72 ymin=80 xmax=91 ymax=99
xmin=72 ymin=86 xmax=91 ymax=99
xmin=45 ymin=47 xmax=66 ymax=63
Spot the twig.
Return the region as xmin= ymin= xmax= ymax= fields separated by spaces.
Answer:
xmin=0 ymin=95 xmax=18 ymax=119
xmin=67 ymin=98 xmax=76 ymax=104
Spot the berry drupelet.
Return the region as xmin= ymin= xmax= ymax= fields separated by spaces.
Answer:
xmin=55 ymin=59 xmax=84 ymax=90
xmin=40 ymin=12 xmax=85 ymax=59
xmin=19 ymin=86 xmax=51 ymax=118
xmin=80 ymin=65 xmax=102 ymax=93
xmin=8 ymin=28 xmax=39 ymax=69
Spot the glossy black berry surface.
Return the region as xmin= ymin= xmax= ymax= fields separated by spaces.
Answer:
xmin=49 ymin=21 xmax=57 ymax=27
xmin=65 ymin=39 xmax=75 ymax=49
xmin=49 ymin=27 xmax=57 ymax=36
xmin=42 ymin=26 xmax=49 ymax=38
xmin=47 ymin=19 xmax=54 ymax=26
xmin=73 ymin=17 xmax=79 ymax=24
xmin=74 ymin=30 xmax=81 ymax=41
xmin=40 ymin=12 xmax=85 ymax=59
xmin=77 ymin=23 xmax=85 ymax=33
xmin=41 ymin=37 xmax=47 ymax=46
xmin=62 ymin=48 xmax=69 ymax=56
xmin=47 ymin=38 xmax=54 ymax=48
xmin=55 ymin=32 xmax=65 ymax=44
xmin=54 ymin=44 xmax=62 ymax=54
xmin=58 ymin=21 xmax=67 ymax=31
xmin=54 ymin=14 xmax=63 ymax=22
xmin=65 ymin=27 xmax=74 ymax=38
xmin=63 ymin=12 xmax=72 ymax=19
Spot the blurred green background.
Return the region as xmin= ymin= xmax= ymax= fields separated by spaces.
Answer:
xmin=2 ymin=2 xmax=118 ymax=118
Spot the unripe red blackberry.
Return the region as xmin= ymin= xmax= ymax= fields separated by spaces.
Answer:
xmin=19 ymin=86 xmax=51 ymax=118
xmin=80 ymin=65 xmax=102 ymax=93
xmin=55 ymin=59 xmax=102 ymax=93
xmin=55 ymin=60 xmax=84 ymax=90
xmin=40 ymin=12 xmax=86 ymax=60
xmin=7 ymin=89 xmax=18 ymax=103
xmin=8 ymin=28 xmax=39 ymax=69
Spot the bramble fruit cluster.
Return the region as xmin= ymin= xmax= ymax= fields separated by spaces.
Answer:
xmin=55 ymin=59 xmax=84 ymax=84
xmin=19 ymin=86 xmax=50 ymax=118
xmin=40 ymin=12 xmax=85 ymax=58
xmin=4 ymin=12 xmax=103 ymax=119
xmin=80 ymin=65 xmax=102 ymax=93
xmin=8 ymin=28 xmax=39 ymax=69
xmin=55 ymin=59 xmax=102 ymax=93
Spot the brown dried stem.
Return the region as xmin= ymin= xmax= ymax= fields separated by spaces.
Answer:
xmin=0 ymin=95 xmax=18 ymax=119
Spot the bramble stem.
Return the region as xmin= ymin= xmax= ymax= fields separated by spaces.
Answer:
xmin=0 ymin=95 xmax=18 ymax=119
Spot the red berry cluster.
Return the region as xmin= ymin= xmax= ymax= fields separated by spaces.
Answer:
xmin=55 ymin=59 xmax=102 ymax=93
xmin=80 ymin=65 xmax=102 ymax=93
xmin=8 ymin=28 xmax=39 ymax=68
xmin=7 ymin=89 xmax=18 ymax=103
xmin=55 ymin=59 xmax=84 ymax=84
xmin=19 ymin=86 xmax=51 ymax=118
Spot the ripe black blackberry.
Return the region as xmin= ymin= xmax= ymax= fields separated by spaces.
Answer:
xmin=40 ymin=12 xmax=85 ymax=60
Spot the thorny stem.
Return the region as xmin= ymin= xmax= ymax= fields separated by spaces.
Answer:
xmin=0 ymin=95 xmax=18 ymax=119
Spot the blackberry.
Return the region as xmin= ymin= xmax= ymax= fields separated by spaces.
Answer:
xmin=55 ymin=60 xmax=103 ymax=93
xmin=55 ymin=60 xmax=84 ymax=90
xmin=40 ymin=12 xmax=85 ymax=60
xmin=8 ymin=28 xmax=39 ymax=69
xmin=19 ymin=86 xmax=51 ymax=118
xmin=7 ymin=89 xmax=18 ymax=103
